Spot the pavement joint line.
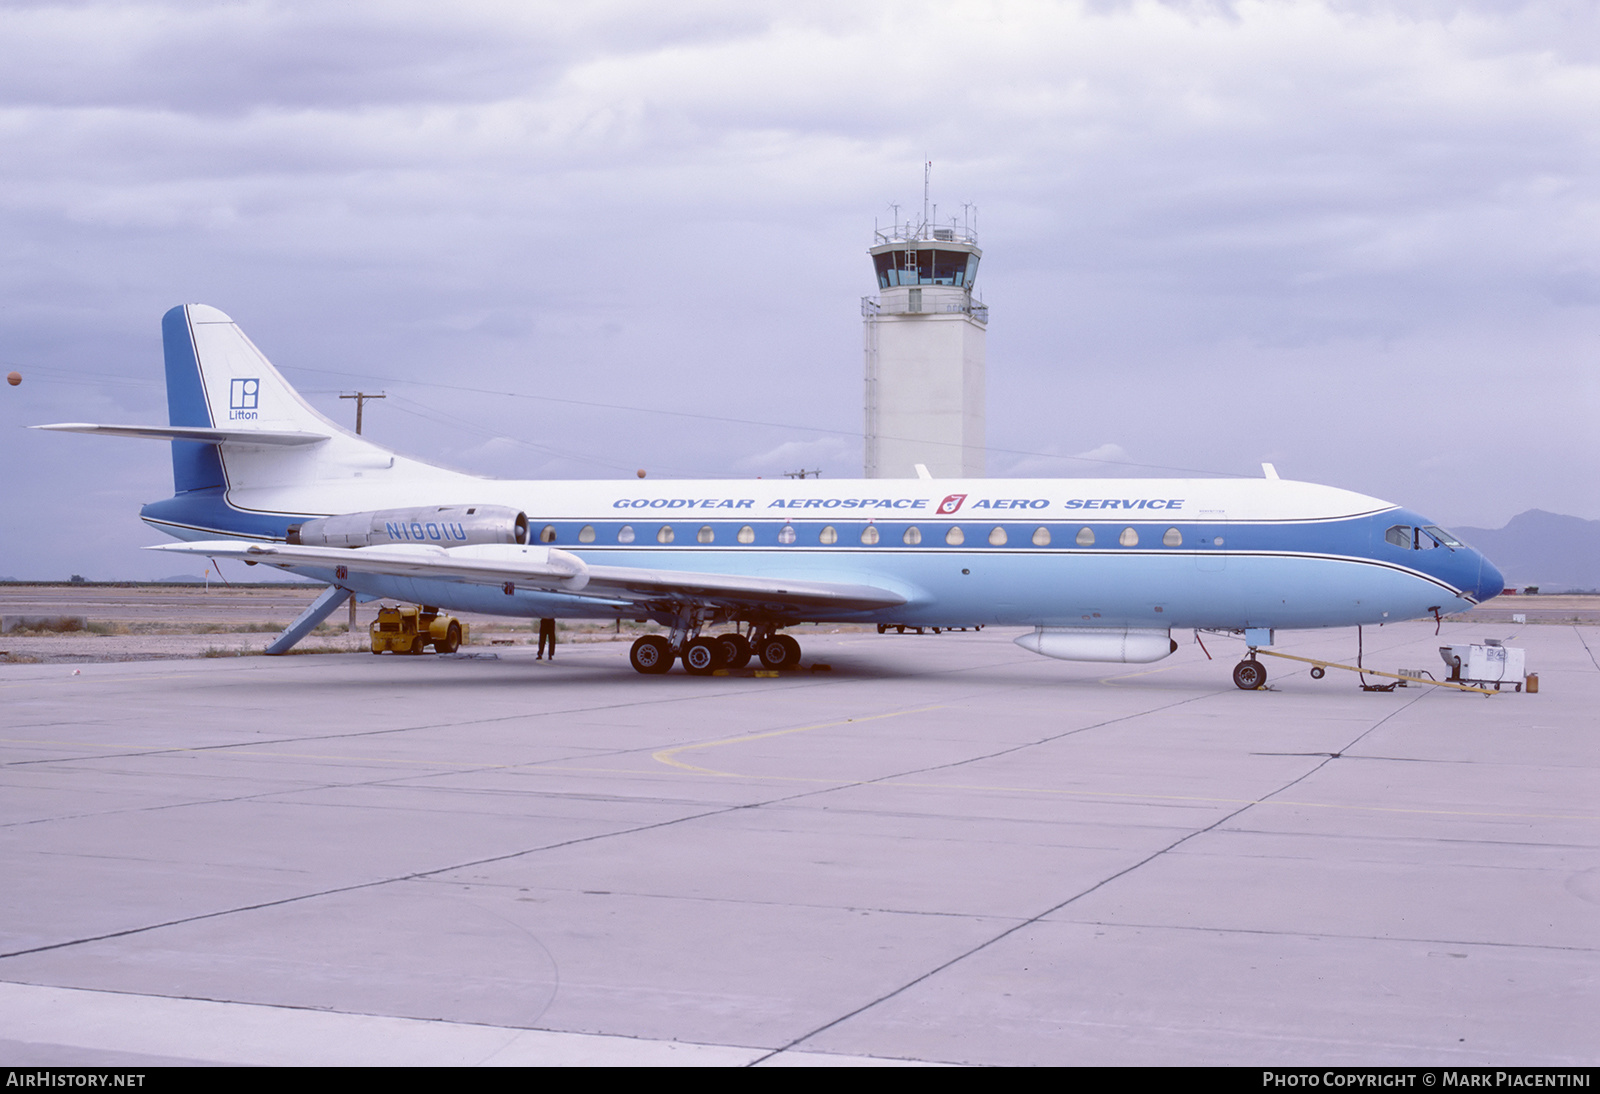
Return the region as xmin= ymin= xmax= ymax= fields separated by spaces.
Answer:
xmin=0 ymin=756 xmax=963 ymax=964
xmin=1573 ymin=624 xmax=1600 ymax=673
xmin=0 ymin=980 xmax=932 ymax=1067
xmin=10 ymin=725 xmax=1588 ymax=827
xmin=0 ymin=685 xmax=1255 ymax=967
xmin=472 ymin=764 xmax=1600 ymax=823
xmin=1054 ymin=918 xmax=1600 ymax=954
xmin=0 ymin=675 xmax=836 ymax=770
xmin=747 ymin=685 xmax=1445 ymax=1063
xmin=750 ymin=778 xmax=1280 ymax=1064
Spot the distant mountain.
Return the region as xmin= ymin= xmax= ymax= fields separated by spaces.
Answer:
xmin=157 ymin=574 xmax=207 ymax=584
xmin=1452 ymin=510 xmax=1600 ymax=591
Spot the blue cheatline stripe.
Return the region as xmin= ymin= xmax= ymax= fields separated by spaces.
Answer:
xmin=140 ymin=489 xmax=307 ymax=540
xmin=161 ymin=305 xmax=224 ymax=495
xmin=137 ymin=494 xmax=1476 ymax=602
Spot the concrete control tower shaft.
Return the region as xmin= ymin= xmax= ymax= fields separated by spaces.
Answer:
xmin=862 ymin=205 xmax=987 ymax=479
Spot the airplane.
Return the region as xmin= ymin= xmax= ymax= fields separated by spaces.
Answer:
xmin=36 ymin=304 xmax=1505 ymax=688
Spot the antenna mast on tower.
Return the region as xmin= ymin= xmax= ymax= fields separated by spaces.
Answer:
xmin=922 ymin=161 xmax=932 ymax=232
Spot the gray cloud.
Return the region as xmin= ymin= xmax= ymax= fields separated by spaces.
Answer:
xmin=3 ymin=0 xmax=1598 ymax=577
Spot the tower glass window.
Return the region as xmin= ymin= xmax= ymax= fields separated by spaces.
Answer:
xmin=873 ymin=249 xmax=981 ymax=289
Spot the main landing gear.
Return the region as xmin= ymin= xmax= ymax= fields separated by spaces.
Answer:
xmin=628 ymin=627 xmax=798 ymax=675
xmin=1232 ymin=657 xmax=1267 ymax=691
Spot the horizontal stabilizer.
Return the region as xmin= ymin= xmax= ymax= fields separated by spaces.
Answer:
xmin=33 ymin=423 xmax=328 ymax=446
xmin=149 ymin=540 xmax=908 ymax=614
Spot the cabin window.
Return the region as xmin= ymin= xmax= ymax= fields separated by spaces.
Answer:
xmin=1119 ymin=527 xmax=1139 ymax=547
xmin=820 ymin=525 xmax=838 ymax=545
xmin=578 ymin=525 xmax=595 ymax=544
xmin=861 ymin=525 xmax=880 ymax=545
xmin=1075 ymin=527 xmax=1095 ymax=547
xmin=1163 ymin=527 xmax=1182 ymax=547
xmin=657 ymin=526 xmax=674 ymax=544
xmin=737 ymin=525 xmax=755 ymax=544
xmin=617 ymin=525 xmax=635 ymax=544
xmin=1032 ymin=527 xmax=1050 ymax=546
xmin=539 ymin=524 xmax=557 ymax=543
xmin=697 ymin=525 xmax=714 ymax=544
xmin=988 ymin=526 xmax=1008 ymax=546
xmin=945 ymin=526 xmax=965 ymax=546
xmin=778 ymin=525 xmax=796 ymax=545
xmin=903 ymin=526 xmax=922 ymax=545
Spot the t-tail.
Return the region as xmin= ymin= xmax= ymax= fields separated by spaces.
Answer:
xmin=158 ymin=303 xmax=367 ymax=494
xmin=36 ymin=304 xmax=471 ymax=541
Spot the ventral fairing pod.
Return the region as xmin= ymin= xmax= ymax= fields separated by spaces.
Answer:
xmin=1014 ymin=627 xmax=1179 ymax=664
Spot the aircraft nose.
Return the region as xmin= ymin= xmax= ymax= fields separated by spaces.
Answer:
xmin=1475 ymin=553 xmax=1505 ymax=604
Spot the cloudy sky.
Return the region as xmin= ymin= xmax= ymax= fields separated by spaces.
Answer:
xmin=3 ymin=0 xmax=1598 ymax=579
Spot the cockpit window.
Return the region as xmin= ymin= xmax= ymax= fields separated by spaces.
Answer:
xmin=1387 ymin=523 xmax=1459 ymax=551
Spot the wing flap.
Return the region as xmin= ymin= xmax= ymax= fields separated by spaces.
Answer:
xmin=147 ymin=540 xmax=907 ymax=613
xmin=581 ymin=563 xmax=904 ymax=610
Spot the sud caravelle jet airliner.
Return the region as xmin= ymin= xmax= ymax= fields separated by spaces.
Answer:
xmin=38 ymin=304 xmax=1505 ymax=687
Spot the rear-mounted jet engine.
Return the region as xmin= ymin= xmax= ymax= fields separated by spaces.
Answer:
xmin=286 ymin=505 xmax=529 ymax=548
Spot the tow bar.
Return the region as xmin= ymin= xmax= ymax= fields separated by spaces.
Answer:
xmin=1250 ymin=647 xmax=1499 ymax=696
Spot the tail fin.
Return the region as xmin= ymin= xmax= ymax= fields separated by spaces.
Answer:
xmin=160 ymin=304 xmax=405 ymax=494
xmin=162 ymin=304 xmax=224 ymax=493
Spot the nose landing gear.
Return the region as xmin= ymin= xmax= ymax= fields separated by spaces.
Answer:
xmin=1232 ymin=658 xmax=1267 ymax=691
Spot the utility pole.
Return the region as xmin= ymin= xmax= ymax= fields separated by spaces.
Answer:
xmin=339 ymin=391 xmax=385 ymax=434
xmin=337 ymin=391 xmax=383 ymax=642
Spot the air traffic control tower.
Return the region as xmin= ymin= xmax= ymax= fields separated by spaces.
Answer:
xmin=862 ymin=209 xmax=987 ymax=478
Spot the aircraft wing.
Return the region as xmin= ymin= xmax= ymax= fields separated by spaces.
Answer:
xmin=148 ymin=540 xmax=907 ymax=615
xmin=34 ymin=423 xmax=328 ymax=446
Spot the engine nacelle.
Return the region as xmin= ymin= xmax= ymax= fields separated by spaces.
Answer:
xmin=1015 ymin=627 xmax=1177 ymax=664
xmin=287 ymin=505 xmax=529 ymax=548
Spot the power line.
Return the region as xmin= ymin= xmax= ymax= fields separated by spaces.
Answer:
xmin=279 ymin=363 xmax=1234 ymax=477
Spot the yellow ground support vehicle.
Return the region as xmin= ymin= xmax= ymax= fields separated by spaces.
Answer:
xmin=369 ymin=605 xmax=466 ymax=655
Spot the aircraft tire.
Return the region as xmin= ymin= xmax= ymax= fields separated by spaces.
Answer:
xmin=715 ymin=633 xmax=750 ymax=668
xmin=756 ymin=636 xmax=787 ymax=669
xmin=1232 ymin=659 xmax=1266 ymax=690
xmin=683 ymin=637 xmax=719 ymax=675
xmin=758 ymin=634 xmax=801 ymax=670
xmin=630 ymin=635 xmax=673 ymax=674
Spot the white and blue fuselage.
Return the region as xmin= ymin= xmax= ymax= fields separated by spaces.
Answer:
xmin=42 ymin=304 xmax=1503 ymax=675
xmin=140 ymin=475 xmax=1500 ymax=632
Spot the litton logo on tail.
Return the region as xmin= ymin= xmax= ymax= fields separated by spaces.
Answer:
xmin=937 ymin=493 xmax=967 ymax=515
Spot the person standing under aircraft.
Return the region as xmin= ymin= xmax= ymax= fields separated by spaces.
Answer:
xmin=537 ymin=617 xmax=557 ymax=660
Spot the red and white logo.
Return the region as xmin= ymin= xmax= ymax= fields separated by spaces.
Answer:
xmin=937 ymin=493 xmax=967 ymax=515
